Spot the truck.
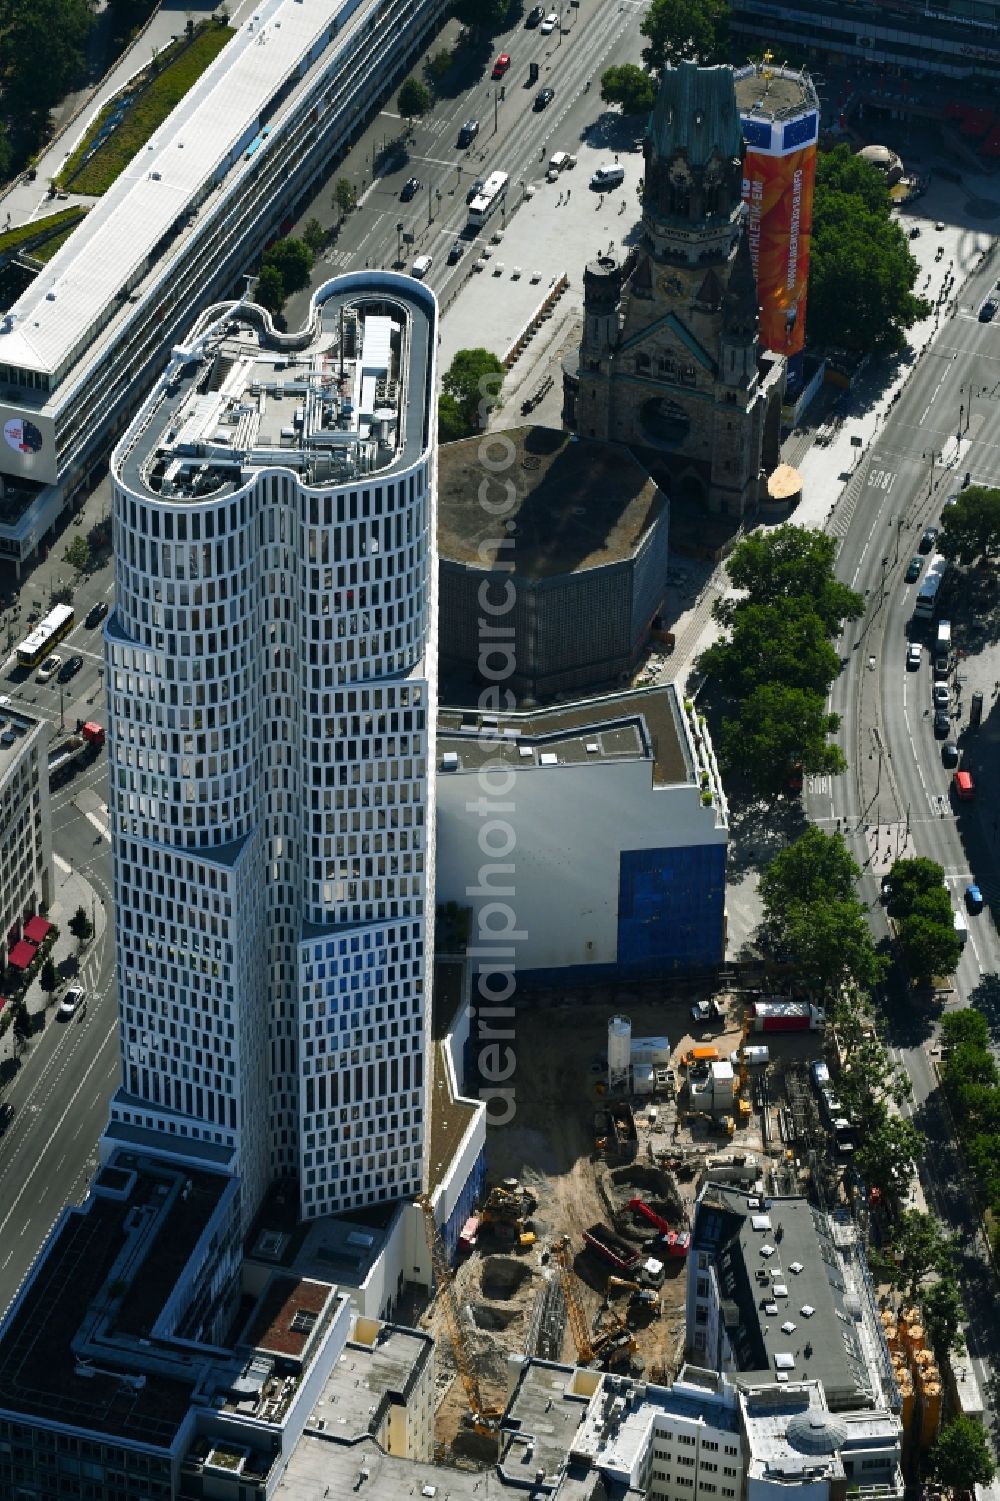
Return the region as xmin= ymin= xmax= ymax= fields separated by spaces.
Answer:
xmin=457 ymin=1216 xmax=481 ymax=1254
xmin=583 ymin=1223 xmax=664 ymax=1286
xmin=935 ymin=619 xmax=952 ymax=652
xmin=749 ymin=1000 xmax=825 ymax=1033
xmin=48 ymin=721 xmax=105 ymax=788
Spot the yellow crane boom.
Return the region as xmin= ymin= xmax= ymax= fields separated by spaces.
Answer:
xmin=417 ymin=1195 xmax=501 ymax=1433
xmin=553 ymin=1235 xmax=595 ymax=1365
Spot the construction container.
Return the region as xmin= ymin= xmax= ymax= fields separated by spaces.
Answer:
xmin=631 ymin=1036 xmax=671 ymax=1067
xmin=608 ymin=1015 xmax=632 ymax=1087
xmin=749 ymin=1000 xmax=825 ymax=1032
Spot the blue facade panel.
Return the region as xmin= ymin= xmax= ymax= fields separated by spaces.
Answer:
xmin=617 ymin=844 xmax=726 ymax=969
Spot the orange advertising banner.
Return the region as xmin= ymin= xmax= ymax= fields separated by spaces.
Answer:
xmin=742 ymin=142 xmax=816 ymax=358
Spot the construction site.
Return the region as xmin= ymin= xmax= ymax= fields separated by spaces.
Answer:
xmin=421 ymin=984 xmax=835 ymax=1458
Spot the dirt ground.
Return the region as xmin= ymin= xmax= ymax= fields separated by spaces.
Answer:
xmin=429 ymin=988 xmax=828 ymax=1448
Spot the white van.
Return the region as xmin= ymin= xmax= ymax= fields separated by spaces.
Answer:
xmin=591 ymin=163 xmax=625 ymax=190
xmin=953 ymin=908 xmax=969 ymax=947
xmin=410 ymin=254 xmax=433 ymax=280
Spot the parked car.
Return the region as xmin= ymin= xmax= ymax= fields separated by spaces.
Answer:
xmin=906 ymin=643 xmax=922 ymax=670
xmin=966 ymin=883 xmax=984 ymax=913
xmin=57 ymin=985 xmax=86 ymax=1022
xmin=534 ymin=87 xmax=555 ymax=110
xmin=932 ymin=682 xmax=950 ymax=709
xmin=941 ymin=740 xmax=959 ymax=768
xmin=919 ymin=525 xmax=938 ymax=553
xmin=85 ymin=600 xmax=109 ymax=629
xmin=904 ymin=555 xmax=923 ymax=582
xmin=58 ymin=654 xmax=84 ymax=683
xmin=525 ymin=3 xmax=544 ymax=23
xmin=933 ymin=654 xmax=949 ymax=680
xmin=36 ymin=654 xmax=61 ymax=684
xmin=908 ymin=226 xmax=921 ymax=239
xmin=399 ymin=176 xmax=420 ymax=201
xmin=539 ymin=11 xmax=558 ymax=32
xmin=0 ymin=1102 xmax=13 ymax=1135
xmin=935 ymin=220 xmax=945 ymax=231
xmin=457 ymin=118 xmax=479 ymax=148
xmin=933 ymin=709 xmax=951 ymax=737
xmin=491 ymin=52 xmax=511 ymax=78
xmin=979 ymin=299 xmax=997 ymax=322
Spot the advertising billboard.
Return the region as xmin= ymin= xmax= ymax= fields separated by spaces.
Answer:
xmin=0 ymin=404 xmax=58 ymax=486
xmin=742 ymin=136 xmax=817 ymax=359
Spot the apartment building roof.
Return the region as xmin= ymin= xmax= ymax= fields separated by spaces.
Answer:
xmin=0 ymin=0 xmax=345 ymax=386
xmin=0 ymin=702 xmax=44 ymax=784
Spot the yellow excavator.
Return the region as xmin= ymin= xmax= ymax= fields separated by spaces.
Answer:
xmin=552 ymin=1237 xmax=637 ymax=1369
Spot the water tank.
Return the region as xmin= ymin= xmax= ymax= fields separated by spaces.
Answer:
xmin=608 ymin=1015 xmax=631 ymax=1089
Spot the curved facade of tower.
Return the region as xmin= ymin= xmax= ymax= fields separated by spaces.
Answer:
xmin=104 ymin=273 xmax=437 ymax=1225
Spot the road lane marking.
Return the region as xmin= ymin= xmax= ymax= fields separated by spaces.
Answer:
xmin=53 ymin=852 xmax=71 ymax=873
xmin=0 ymin=1021 xmax=118 ymax=1245
xmin=84 ymin=809 xmax=110 ymax=842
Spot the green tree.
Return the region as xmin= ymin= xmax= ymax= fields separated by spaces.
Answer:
xmin=715 ymin=526 xmax=864 ymax=635
xmin=0 ymin=122 xmax=12 ymax=183
xmin=885 ymin=856 xmax=948 ymax=919
xmin=397 ymin=76 xmax=432 ymax=126
xmin=40 ymin=957 xmax=59 ymax=999
xmin=255 ymin=263 xmax=285 ymax=314
xmin=438 ymin=391 xmax=469 ymax=443
xmin=63 ymin=533 xmax=90 ymax=578
xmin=940 ymin=1007 xmax=991 ymax=1051
xmin=11 ymin=998 xmax=31 ymax=1056
xmin=426 ymin=47 xmax=452 ymax=83
xmin=760 ymin=826 xmax=861 ymax=910
xmin=809 ymin=146 xmax=930 ymax=355
xmin=452 ymin=0 xmax=512 ymax=32
xmin=333 ymin=177 xmax=357 ymax=221
xmin=0 ymin=0 xmax=94 ymax=112
xmin=640 ymin=0 xmax=729 ymax=69
xmin=939 ymin=484 xmax=1000 ymax=567
xmin=441 ymin=348 xmax=504 ymax=431
xmin=855 ymin=1110 xmax=923 ymax=1205
xmin=920 ymin=1275 xmax=965 ymax=1361
xmin=700 ymin=600 xmax=842 ymax=699
xmin=68 ymin=905 xmax=93 ymax=945
xmin=600 ymin=63 xmax=657 ymax=116
xmin=897 ymin=911 xmax=961 ymax=981
xmin=302 ymin=218 xmax=326 ymax=256
xmin=889 ymin=1210 xmax=952 ymax=1301
xmin=262 ymin=237 xmax=313 ymax=296
xmin=931 ymin=1416 xmax=996 ymax=1491
xmin=719 ymin=683 xmax=845 ymax=794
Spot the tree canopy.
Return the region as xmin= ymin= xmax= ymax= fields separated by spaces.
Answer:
xmin=938 ymin=484 xmax=1000 ymax=566
xmin=715 ymin=525 xmax=864 ymax=634
xmin=809 ymin=146 xmax=930 ymax=355
xmin=0 ymin=0 xmax=94 ymax=112
xmin=931 ymin=1416 xmax=996 ymax=1491
xmin=398 ymin=76 xmax=432 ymax=123
xmin=760 ymin=825 xmax=860 ymax=910
xmin=640 ymin=0 xmax=729 ymax=70
xmin=885 ymin=857 xmax=961 ymax=981
xmin=600 ymin=64 xmax=657 ymax=117
xmin=889 ymin=1209 xmax=953 ymax=1302
xmin=438 ymin=348 xmax=504 ymax=440
xmin=700 ymin=599 xmax=842 ymax=699
xmin=453 ymin=0 xmax=512 ymax=31
xmin=719 ymin=683 xmax=846 ymax=793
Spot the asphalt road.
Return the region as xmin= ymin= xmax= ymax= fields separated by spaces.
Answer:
xmin=807 ymin=237 xmax=1000 ymax=1444
xmin=0 ymin=545 xmax=118 ymax=1314
xmin=284 ymin=0 xmax=647 ymax=319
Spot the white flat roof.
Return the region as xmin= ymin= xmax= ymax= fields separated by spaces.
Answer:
xmin=0 ymin=0 xmax=346 ymax=381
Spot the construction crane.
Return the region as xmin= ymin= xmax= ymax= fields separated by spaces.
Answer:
xmin=416 ymin=1195 xmax=502 ymax=1436
xmin=552 ymin=1235 xmax=596 ymax=1364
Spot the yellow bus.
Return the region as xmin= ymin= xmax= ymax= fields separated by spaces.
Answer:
xmin=16 ymin=603 xmax=76 ymax=670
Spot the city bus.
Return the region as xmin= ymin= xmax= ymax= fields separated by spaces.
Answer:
xmin=16 ymin=603 xmax=76 ymax=670
xmin=467 ymin=171 xmax=509 ymax=231
xmin=913 ymin=553 xmax=947 ymax=623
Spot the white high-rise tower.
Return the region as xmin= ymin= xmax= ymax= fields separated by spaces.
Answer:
xmin=102 ymin=273 xmax=437 ymax=1225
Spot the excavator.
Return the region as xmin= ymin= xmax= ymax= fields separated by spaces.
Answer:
xmin=417 ymin=1195 xmax=503 ymax=1438
xmin=552 ymin=1237 xmax=638 ymax=1370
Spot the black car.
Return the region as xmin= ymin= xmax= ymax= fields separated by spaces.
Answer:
xmin=465 ymin=178 xmax=484 ymax=205
xmin=399 ymin=176 xmax=421 ymax=202
xmin=933 ymin=709 xmax=951 ymax=738
xmin=918 ymin=525 xmax=938 ymax=553
xmin=979 ymin=299 xmax=997 ymax=323
xmin=57 ymin=655 xmax=84 ymax=683
xmin=0 ymin=1102 xmax=13 ymax=1136
xmin=85 ymin=599 xmax=109 ymax=629
xmin=447 ymin=240 xmax=464 ymax=265
xmin=904 ymin=555 xmax=922 ymax=583
xmin=941 ymin=741 xmax=959 ymax=768
xmin=457 ymin=118 xmax=479 ymax=149
xmin=525 ymin=3 xmax=543 ymax=23
xmin=534 ymin=87 xmax=555 ymax=111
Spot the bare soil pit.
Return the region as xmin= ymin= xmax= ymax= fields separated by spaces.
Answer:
xmin=481 ymin=1255 xmax=530 ymax=1301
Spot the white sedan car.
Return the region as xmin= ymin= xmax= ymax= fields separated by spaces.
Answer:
xmin=36 ymin=654 xmax=61 ymax=684
xmin=540 ymin=11 xmax=558 ymax=32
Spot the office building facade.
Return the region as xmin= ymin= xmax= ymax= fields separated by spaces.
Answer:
xmin=0 ymin=0 xmax=449 ymax=571
xmin=104 ymin=273 xmax=437 ymax=1227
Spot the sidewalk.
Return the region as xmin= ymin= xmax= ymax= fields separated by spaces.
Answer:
xmin=0 ymin=862 xmax=108 ymax=1075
